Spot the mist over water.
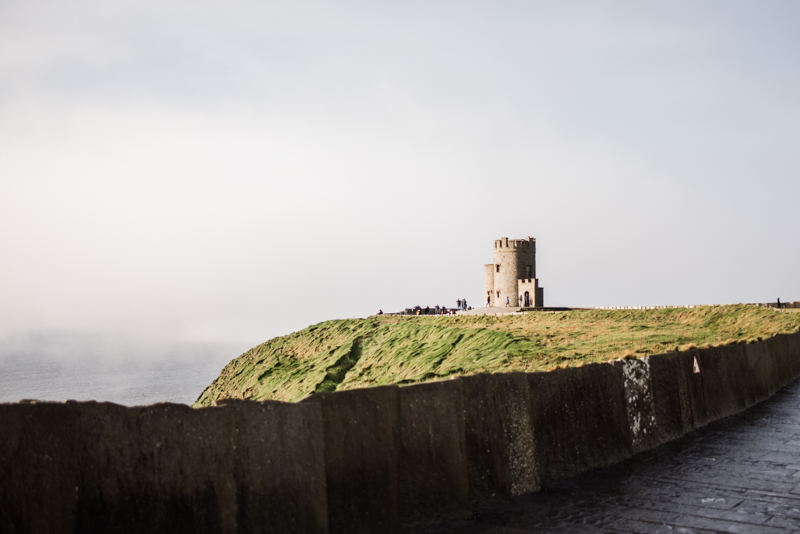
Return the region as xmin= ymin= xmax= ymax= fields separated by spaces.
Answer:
xmin=0 ymin=332 xmax=247 ymax=405
xmin=1 ymin=2 xmax=798 ymax=403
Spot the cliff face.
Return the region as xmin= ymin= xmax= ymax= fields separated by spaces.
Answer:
xmin=194 ymin=305 xmax=800 ymax=406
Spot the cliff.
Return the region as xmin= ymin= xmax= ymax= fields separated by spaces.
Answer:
xmin=194 ymin=305 xmax=800 ymax=406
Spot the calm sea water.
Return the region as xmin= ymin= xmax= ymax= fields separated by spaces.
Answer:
xmin=0 ymin=332 xmax=248 ymax=406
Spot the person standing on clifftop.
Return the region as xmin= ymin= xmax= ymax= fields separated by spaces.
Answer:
xmin=486 ymin=295 xmax=491 ymax=307
xmin=462 ymin=299 xmax=467 ymax=310
xmin=457 ymin=299 xmax=462 ymax=310
xmin=778 ymin=298 xmax=782 ymax=309
xmin=506 ymin=296 xmax=510 ymax=306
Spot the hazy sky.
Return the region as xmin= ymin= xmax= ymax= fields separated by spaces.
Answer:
xmin=1 ymin=1 xmax=798 ymax=348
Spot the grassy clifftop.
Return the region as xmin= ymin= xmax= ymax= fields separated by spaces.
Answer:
xmin=194 ymin=305 xmax=800 ymax=407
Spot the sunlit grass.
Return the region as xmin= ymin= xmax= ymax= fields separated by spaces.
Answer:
xmin=193 ymin=305 xmax=800 ymax=406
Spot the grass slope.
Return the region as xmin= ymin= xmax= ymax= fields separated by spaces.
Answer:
xmin=194 ymin=305 xmax=800 ymax=406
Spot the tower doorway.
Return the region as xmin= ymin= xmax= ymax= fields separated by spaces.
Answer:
xmin=524 ymin=291 xmax=530 ymax=307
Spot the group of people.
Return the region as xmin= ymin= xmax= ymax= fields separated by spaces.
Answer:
xmin=486 ymin=295 xmax=529 ymax=308
xmin=486 ymin=296 xmax=512 ymax=307
xmin=483 ymin=295 xmax=530 ymax=308
xmin=410 ymin=305 xmax=452 ymax=315
xmin=397 ymin=300 xmax=473 ymax=316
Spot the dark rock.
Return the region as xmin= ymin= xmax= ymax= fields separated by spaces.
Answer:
xmin=649 ymin=352 xmax=694 ymax=443
xmin=694 ymin=345 xmax=753 ymax=423
xmin=301 ymin=386 xmax=401 ymax=534
xmin=461 ymin=373 xmax=538 ymax=506
xmin=612 ymin=358 xmax=660 ymax=454
xmin=0 ymin=402 xmax=81 ymax=534
xmin=526 ymin=363 xmax=632 ymax=486
xmin=398 ymin=380 xmax=470 ymax=530
xmin=0 ymin=400 xmax=327 ymax=534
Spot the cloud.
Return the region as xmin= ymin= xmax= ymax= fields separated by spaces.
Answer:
xmin=0 ymin=0 xmax=798 ymax=345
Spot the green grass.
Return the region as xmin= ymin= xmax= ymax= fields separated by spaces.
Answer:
xmin=193 ymin=305 xmax=800 ymax=406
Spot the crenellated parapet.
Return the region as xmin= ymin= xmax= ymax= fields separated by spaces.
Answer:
xmin=494 ymin=237 xmax=536 ymax=250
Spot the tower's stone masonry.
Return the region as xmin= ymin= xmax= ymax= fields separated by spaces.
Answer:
xmin=484 ymin=237 xmax=544 ymax=307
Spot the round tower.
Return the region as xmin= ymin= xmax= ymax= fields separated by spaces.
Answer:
xmin=491 ymin=237 xmax=536 ymax=307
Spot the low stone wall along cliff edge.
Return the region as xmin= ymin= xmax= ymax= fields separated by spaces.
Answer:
xmin=3 ymin=331 xmax=800 ymax=533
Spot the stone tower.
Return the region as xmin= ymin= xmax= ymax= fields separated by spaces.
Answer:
xmin=484 ymin=237 xmax=544 ymax=308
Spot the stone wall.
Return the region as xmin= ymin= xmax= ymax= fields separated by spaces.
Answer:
xmin=483 ymin=264 xmax=495 ymax=307
xmin=595 ymin=302 xmax=800 ymax=310
xmin=517 ymin=278 xmax=544 ymax=308
xmin=3 ymin=331 xmax=800 ymax=533
xmin=0 ymin=400 xmax=328 ymax=534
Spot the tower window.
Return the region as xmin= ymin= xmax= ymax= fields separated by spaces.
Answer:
xmin=496 ymin=291 xmax=500 ymax=298
xmin=496 ymin=264 xmax=500 ymax=272
xmin=525 ymin=265 xmax=531 ymax=278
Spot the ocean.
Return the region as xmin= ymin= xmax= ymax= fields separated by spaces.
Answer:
xmin=0 ymin=332 xmax=248 ymax=406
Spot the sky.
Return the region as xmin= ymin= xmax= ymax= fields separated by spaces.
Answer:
xmin=1 ymin=0 xmax=799 ymax=351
